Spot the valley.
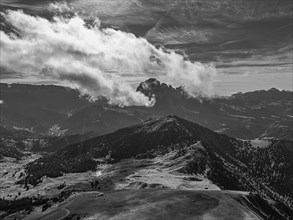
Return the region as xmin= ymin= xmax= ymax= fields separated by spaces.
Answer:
xmin=1 ymin=115 xmax=292 ymax=219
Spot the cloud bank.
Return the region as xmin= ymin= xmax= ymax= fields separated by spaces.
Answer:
xmin=0 ymin=8 xmax=216 ymax=106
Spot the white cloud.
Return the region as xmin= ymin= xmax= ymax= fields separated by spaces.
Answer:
xmin=0 ymin=8 xmax=216 ymax=106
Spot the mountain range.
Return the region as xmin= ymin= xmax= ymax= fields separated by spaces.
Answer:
xmin=1 ymin=79 xmax=292 ymax=142
xmin=0 ymin=1 xmax=292 ymax=218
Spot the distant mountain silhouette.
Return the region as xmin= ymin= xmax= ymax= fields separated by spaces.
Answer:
xmin=1 ymin=80 xmax=292 ymax=141
xmin=62 ymin=79 xmax=292 ymax=140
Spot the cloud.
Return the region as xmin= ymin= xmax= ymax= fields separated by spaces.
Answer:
xmin=0 ymin=7 xmax=216 ymax=106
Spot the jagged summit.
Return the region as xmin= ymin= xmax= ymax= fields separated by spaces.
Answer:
xmin=137 ymin=78 xmax=165 ymax=96
xmin=136 ymin=78 xmax=188 ymax=99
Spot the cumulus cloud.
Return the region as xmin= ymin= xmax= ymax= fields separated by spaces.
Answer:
xmin=0 ymin=7 xmax=216 ymax=106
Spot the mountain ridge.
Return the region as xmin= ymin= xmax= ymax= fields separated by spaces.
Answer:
xmin=18 ymin=115 xmax=293 ymax=215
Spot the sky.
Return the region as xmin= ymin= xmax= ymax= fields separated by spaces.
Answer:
xmin=0 ymin=0 xmax=292 ymax=102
